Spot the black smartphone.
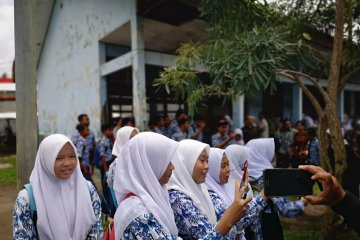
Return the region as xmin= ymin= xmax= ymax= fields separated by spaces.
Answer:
xmin=263 ymin=168 xmax=314 ymax=197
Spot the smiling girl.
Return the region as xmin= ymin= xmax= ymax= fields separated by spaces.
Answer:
xmin=13 ymin=134 xmax=102 ymax=239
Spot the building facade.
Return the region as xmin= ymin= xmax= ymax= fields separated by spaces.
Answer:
xmin=34 ymin=0 xmax=360 ymax=138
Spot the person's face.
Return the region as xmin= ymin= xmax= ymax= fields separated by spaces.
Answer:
xmin=181 ymin=122 xmax=189 ymax=131
xmin=158 ymin=118 xmax=165 ymax=127
xmin=296 ymin=123 xmax=305 ymax=132
xmin=82 ymin=127 xmax=90 ymax=137
xmin=219 ymin=154 xmax=230 ymax=184
xmin=234 ymin=134 xmax=241 ymax=141
xmin=104 ymin=129 xmax=113 ymax=138
xmin=192 ymin=149 xmax=209 ymax=184
xmin=164 ymin=117 xmax=171 ymax=126
xmin=81 ymin=116 xmax=90 ymax=127
xmin=218 ymin=125 xmax=227 ymax=135
xmin=54 ymin=143 xmax=77 ymax=180
xmin=284 ymin=121 xmax=291 ymax=130
xmin=177 ymin=113 xmax=187 ymax=121
xmin=130 ymin=129 xmax=139 ymax=139
xmin=158 ymin=162 xmax=174 ymax=185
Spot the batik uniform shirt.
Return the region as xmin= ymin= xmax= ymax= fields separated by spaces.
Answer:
xmin=168 ymin=190 xmax=228 ymax=240
xmin=211 ymin=133 xmax=229 ymax=148
xmin=13 ymin=182 xmax=103 ymax=240
xmin=99 ymin=136 xmax=114 ymax=162
xmin=123 ymin=211 xmax=225 ymax=240
xmin=71 ymin=130 xmax=96 ymax=152
xmin=171 ymin=130 xmax=191 ymax=142
xmin=308 ymin=138 xmax=320 ymax=166
xmin=248 ymin=176 xmax=305 ymax=240
xmin=75 ymin=135 xmax=90 ymax=167
xmin=209 ymin=191 xmax=267 ymax=240
xmin=169 ymin=120 xmax=194 ymax=139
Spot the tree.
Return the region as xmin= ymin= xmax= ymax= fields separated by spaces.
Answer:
xmin=156 ymin=0 xmax=360 ymax=238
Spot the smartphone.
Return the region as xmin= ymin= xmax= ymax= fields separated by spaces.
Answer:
xmin=240 ymin=161 xmax=248 ymax=199
xmin=263 ymin=168 xmax=314 ymax=197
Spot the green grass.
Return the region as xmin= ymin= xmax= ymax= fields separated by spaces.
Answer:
xmin=0 ymin=155 xmax=16 ymax=186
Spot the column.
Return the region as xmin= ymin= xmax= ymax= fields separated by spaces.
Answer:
xmin=15 ymin=0 xmax=38 ymax=189
xmin=232 ymin=95 xmax=245 ymax=128
xmin=292 ymin=85 xmax=302 ymax=123
xmin=130 ymin=0 xmax=147 ymax=130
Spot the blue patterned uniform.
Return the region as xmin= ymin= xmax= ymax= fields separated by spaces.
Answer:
xmin=211 ymin=133 xmax=229 ymax=148
xmin=209 ymin=191 xmax=267 ymax=240
xmin=13 ymin=182 xmax=103 ymax=239
xmin=75 ymin=135 xmax=90 ymax=167
xmin=123 ymin=211 xmax=224 ymax=240
xmin=99 ymin=136 xmax=114 ymax=162
xmin=308 ymin=138 xmax=320 ymax=166
xmin=248 ymin=176 xmax=305 ymax=240
xmin=168 ymin=190 xmax=228 ymax=240
xmin=71 ymin=130 xmax=96 ymax=152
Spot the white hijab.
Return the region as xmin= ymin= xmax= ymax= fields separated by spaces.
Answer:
xmin=225 ymin=145 xmax=250 ymax=181
xmin=246 ymin=138 xmax=275 ymax=179
xmin=113 ymin=132 xmax=179 ymax=238
xmin=167 ymin=139 xmax=217 ymax=224
xmin=205 ymin=148 xmax=234 ymax=207
xmin=29 ymin=134 xmax=96 ymax=240
xmin=112 ymin=126 xmax=139 ymax=157
xmin=108 ymin=126 xmax=139 ymax=188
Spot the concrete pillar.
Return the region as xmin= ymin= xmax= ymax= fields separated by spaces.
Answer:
xmin=232 ymin=95 xmax=245 ymax=128
xmin=337 ymin=90 xmax=344 ymax=121
xmin=99 ymin=42 xmax=108 ymax=123
xmin=130 ymin=1 xmax=147 ymax=130
xmin=292 ymin=85 xmax=302 ymax=123
xmin=14 ymin=0 xmax=38 ymax=189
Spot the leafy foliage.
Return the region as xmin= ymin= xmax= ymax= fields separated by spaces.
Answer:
xmin=155 ymin=0 xmax=360 ymax=114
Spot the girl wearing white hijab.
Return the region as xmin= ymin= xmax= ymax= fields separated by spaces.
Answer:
xmin=168 ymin=139 xmax=252 ymax=240
xmin=107 ymin=126 xmax=139 ymax=188
xmin=13 ymin=134 xmax=102 ymax=239
xmin=206 ymin=147 xmax=268 ymax=240
xmin=245 ymin=138 xmax=305 ymax=240
xmin=113 ymin=132 xmax=179 ymax=239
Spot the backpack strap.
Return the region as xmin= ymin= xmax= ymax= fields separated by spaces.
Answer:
xmin=24 ymin=183 xmax=38 ymax=237
xmin=24 ymin=183 xmax=37 ymax=221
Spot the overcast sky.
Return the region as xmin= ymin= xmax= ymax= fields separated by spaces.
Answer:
xmin=0 ymin=0 xmax=14 ymax=77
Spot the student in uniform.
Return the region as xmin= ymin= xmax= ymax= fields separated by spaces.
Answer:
xmin=168 ymin=139 xmax=253 ymax=239
xmin=245 ymin=138 xmax=305 ymax=240
xmin=13 ymin=134 xmax=102 ymax=239
xmin=113 ymin=132 xmax=251 ymax=239
xmin=206 ymin=147 xmax=268 ymax=240
xmin=107 ymin=126 xmax=139 ymax=189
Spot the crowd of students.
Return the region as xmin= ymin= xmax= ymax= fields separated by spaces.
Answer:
xmin=12 ymin=112 xmax=360 ymax=239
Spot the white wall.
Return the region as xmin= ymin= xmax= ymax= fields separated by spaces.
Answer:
xmin=37 ymin=0 xmax=130 ymax=138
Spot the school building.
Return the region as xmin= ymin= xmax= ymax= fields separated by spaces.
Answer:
xmin=17 ymin=0 xmax=360 ymax=138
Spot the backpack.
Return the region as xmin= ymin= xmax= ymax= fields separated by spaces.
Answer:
xmin=103 ymin=193 xmax=136 ymax=240
xmin=24 ymin=181 xmax=94 ymax=229
xmin=244 ymin=180 xmax=284 ymax=240
xmin=101 ymin=172 xmax=118 ymax=218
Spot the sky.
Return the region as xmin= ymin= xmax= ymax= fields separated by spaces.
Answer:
xmin=0 ymin=0 xmax=14 ymax=78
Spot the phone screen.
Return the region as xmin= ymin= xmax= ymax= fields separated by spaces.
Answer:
xmin=263 ymin=168 xmax=314 ymax=197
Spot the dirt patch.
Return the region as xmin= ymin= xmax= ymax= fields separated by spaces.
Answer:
xmin=0 ymin=163 xmax=13 ymax=169
xmin=0 ymin=183 xmax=18 ymax=239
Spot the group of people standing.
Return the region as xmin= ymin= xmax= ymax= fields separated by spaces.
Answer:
xmin=12 ymin=111 xmax=360 ymax=239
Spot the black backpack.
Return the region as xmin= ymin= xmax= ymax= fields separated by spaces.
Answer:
xmin=245 ymin=180 xmax=284 ymax=240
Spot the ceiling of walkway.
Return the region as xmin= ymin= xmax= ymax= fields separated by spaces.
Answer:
xmin=101 ymin=0 xmax=208 ymax=54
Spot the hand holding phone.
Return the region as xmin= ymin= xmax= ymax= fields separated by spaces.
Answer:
xmin=240 ymin=161 xmax=249 ymax=199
